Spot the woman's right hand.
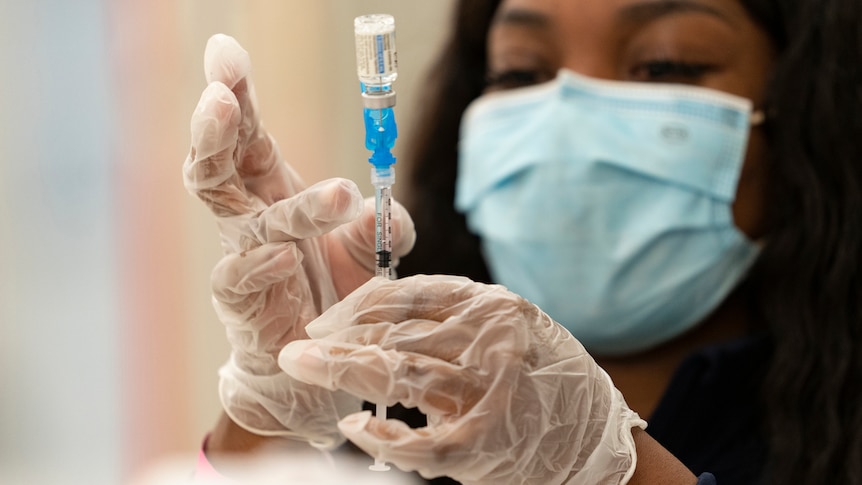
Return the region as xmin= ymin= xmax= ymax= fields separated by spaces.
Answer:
xmin=183 ymin=34 xmax=415 ymax=449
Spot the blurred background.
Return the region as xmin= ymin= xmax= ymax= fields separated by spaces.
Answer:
xmin=0 ymin=0 xmax=455 ymax=483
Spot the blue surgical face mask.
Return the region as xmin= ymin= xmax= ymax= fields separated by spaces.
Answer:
xmin=455 ymin=69 xmax=762 ymax=356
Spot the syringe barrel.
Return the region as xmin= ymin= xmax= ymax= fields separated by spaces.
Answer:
xmin=354 ymin=14 xmax=398 ymax=87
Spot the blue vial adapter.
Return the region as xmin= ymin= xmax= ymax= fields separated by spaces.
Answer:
xmin=364 ymin=105 xmax=398 ymax=170
xmin=360 ymin=82 xmax=398 ymax=185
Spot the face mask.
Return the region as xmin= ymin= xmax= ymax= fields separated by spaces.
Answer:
xmin=455 ymin=69 xmax=762 ymax=356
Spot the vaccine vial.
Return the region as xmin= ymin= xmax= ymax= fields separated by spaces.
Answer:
xmin=354 ymin=14 xmax=398 ymax=87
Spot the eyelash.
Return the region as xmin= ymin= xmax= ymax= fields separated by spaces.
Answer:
xmin=485 ymin=60 xmax=714 ymax=91
xmin=484 ymin=69 xmax=549 ymax=90
xmin=629 ymin=60 xmax=715 ymax=82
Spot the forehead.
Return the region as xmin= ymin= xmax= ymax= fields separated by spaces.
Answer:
xmin=493 ymin=0 xmax=752 ymax=28
xmin=486 ymin=0 xmax=775 ymax=99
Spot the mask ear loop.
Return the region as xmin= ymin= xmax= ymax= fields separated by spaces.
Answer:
xmin=750 ymin=109 xmax=766 ymax=126
xmin=747 ymin=107 xmax=769 ymax=249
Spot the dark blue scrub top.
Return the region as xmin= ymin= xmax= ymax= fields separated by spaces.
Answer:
xmin=648 ymin=335 xmax=771 ymax=485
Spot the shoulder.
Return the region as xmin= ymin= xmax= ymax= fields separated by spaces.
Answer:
xmin=648 ymin=335 xmax=771 ymax=484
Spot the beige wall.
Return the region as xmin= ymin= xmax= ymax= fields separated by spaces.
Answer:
xmin=111 ymin=0 xmax=456 ymax=479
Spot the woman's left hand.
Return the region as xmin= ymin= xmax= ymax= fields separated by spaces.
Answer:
xmin=279 ymin=274 xmax=647 ymax=484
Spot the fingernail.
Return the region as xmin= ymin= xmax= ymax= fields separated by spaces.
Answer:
xmin=278 ymin=340 xmax=325 ymax=376
xmin=338 ymin=411 xmax=373 ymax=435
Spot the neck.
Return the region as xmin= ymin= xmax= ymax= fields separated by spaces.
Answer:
xmin=595 ymin=290 xmax=754 ymax=418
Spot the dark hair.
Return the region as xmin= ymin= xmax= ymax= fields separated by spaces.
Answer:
xmin=744 ymin=0 xmax=862 ymax=483
xmin=397 ymin=0 xmax=862 ymax=484
xmin=396 ymin=1 xmax=497 ymax=283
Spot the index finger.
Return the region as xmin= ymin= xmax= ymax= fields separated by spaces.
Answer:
xmin=183 ymin=81 xmax=256 ymax=216
xmin=278 ymin=336 xmax=487 ymax=416
xmin=204 ymin=34 xmax=303 ymax=204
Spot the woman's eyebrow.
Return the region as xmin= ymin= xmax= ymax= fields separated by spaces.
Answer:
xmin=492 ymin=8 xmax=552 ymax=29
xmin=619 ymin=0 xmax=738 ymax=29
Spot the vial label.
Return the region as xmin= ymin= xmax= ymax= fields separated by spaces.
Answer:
xmin=355 ymin=30 xmax=397 ymax=85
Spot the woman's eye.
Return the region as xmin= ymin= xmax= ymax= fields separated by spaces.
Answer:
xmin=630 ymin=60 xmax=714 ymax=83
xmin=484 ymin=69 xmax=547 ymax=91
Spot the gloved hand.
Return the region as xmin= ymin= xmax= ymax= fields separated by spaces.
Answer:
xmin=183 ymin=34 xmax=415 ymax=449
xmin=278 ymin=275 xmax=647 ymax=484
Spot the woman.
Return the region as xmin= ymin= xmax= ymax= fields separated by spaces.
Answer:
xmin=185 ymin=0 xmax=861 ymax=483
xmin=397 ymin=0 xmax=862 ymax=483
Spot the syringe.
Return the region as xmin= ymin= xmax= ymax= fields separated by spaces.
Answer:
xmin=356 ymin=14 xmax=398 ymax=281
xmin=354 ymin=13 xmax=398 ymax=472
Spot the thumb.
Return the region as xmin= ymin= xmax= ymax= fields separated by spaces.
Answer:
xmin=332 ymin=197 xmax=416 ymax=272
xmin=337 ymin=411 xmax=412 ymax=460
xmin=390 ymin=198 xmax=417 ymax=259
xmin=338 ymin=411 xmax=450 ymax=479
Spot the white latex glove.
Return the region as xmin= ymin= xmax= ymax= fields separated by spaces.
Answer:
xmin=183 ymin=34 xmax=415 ymax=449
xmin=278 ymin=275 xmax=647 ymax=484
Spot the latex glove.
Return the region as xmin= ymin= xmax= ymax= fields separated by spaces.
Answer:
xmin=183 ymin=34 xmax=415 ymax=449
xmin=279 ymin=275 xmax=647 ymax=484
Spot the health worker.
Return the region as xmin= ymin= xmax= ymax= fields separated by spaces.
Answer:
xmin=183 ymin=1 xmax=862 ymax=484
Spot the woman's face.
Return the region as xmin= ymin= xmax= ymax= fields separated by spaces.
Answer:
xmin=486 ymin=0 xmax=776 ymax=238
